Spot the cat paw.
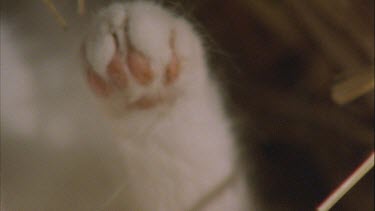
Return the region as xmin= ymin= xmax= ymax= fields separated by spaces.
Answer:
xmin=82 ymin=2 xmax=206 ymax=110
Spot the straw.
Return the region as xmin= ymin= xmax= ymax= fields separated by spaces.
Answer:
xmin=42 ymin=0 xmax=68 ymax=29
xmin=317 ymin=152 xmax=374 ymax=211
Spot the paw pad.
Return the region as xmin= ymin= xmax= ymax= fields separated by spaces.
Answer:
xmin=82 ymin=3 xmax=181 ymax=109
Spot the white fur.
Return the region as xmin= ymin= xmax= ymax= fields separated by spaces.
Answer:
xmin=1 ymin=1 xmax=252 ymax=210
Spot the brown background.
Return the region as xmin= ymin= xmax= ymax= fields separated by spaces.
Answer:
xmin=166 ymin=0 xmax=374 ymax=210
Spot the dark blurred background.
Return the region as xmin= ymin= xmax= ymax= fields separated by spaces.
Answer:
xmin=167 ymin=0 xmax=374 ymax=210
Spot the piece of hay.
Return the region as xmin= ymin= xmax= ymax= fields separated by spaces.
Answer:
xmin=42 ymin=0 xmax=68 ymax=29
xmin=78 ymin=0 xmax=86 ymax=15
xmin=317 ymin=152 xmax=374 ymax=211
xmin=332 ymin=69 xmax=374 ymax=105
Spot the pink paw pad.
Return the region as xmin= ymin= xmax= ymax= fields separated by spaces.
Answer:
xmin=83 ymin=32 xmax=180 ymax=109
